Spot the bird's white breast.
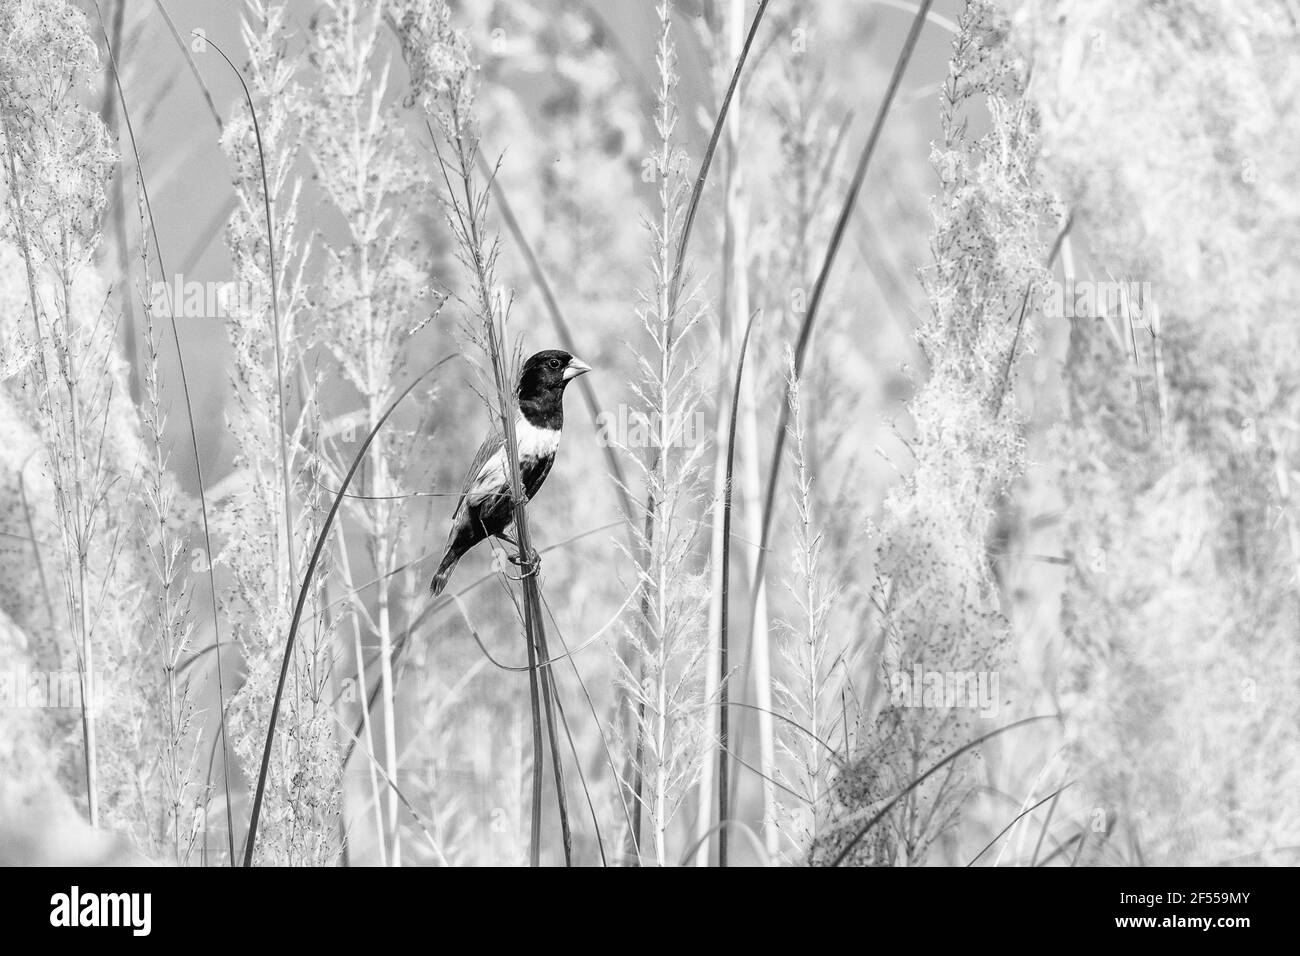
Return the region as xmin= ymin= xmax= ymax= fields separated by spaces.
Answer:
xmin=515 ymin=416 xmax=561 ymax=460
xmin=464 ymin=417 xmax=561 ymax=507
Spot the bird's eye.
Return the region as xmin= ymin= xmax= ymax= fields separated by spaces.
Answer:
xmin=548 ymin=358 xmax=561 ymax=370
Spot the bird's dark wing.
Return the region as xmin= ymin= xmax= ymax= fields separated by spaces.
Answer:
xmin=459 ymin=428 xmax=504 ymax=496
xmin=450 ymin=420 xmax=556 ymax=525
xmin=451 ymin=428 xmax=514 ymax=518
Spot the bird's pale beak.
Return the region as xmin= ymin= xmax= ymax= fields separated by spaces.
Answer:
xmin=562 ymin=357 xmax=592 ymax=381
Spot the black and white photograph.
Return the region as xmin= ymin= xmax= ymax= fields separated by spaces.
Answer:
xmin=0 ymin=0 xmax=1292 ymax=916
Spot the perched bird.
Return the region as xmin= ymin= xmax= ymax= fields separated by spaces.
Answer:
xmin=429 ymin=349 xmax=591 ymax=597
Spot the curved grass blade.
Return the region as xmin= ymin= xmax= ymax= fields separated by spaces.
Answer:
xmin=203 ymin=33 xmax=299 ymax=593
xmin=751 ymin=0 xmax=935 ymax=628
xmin=329 ymin=711 xmax=449 ymax=865
xmin=830 ymin=714 xmax=1056 ymax=866
xmin=966 ymin=783 xmax=1073 ymax=867
xmin=725 ymin=700 xmax=844 ymax=768
xmin=677 ymin=819 xmax=770 ymax=868
xmin=1029 ymin=782 xmax=1064 ymax=867
xmin=480 ymin=155 xmax=634 ymax=526
xmin=717 ymin=308 xmax=760 ymax=867
xmin=242 ymin=355 xmax=456 ymax=866
xmin=149 ymin=0 xmax=224 ymax=132
xmin=627 ymin=0 xmax=770 ymax=863
xmin=93 ymin=3 xmax=237 ymax=863
xmin=335 ymin=522 xmax=625 ymax=772
xmin=668 ymin=0 xmax=771 ymax=318
xmin=537 ymin=592 xmax=607 ymax=866
xmin=540 ymin=590 xmax=637 ymax=864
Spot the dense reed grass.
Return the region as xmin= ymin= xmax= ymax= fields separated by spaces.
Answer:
xmin=1 ymin=0 xmax=1296 ymax=868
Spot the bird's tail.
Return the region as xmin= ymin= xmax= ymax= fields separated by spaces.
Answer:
xmin=429 ymin=549 xmax=460 ymax=597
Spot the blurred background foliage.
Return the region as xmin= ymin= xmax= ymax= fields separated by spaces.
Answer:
xmin=1 ymin=0 xmax=1297 ymax=866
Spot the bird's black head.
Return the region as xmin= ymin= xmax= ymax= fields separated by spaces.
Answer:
xmin=517 ymin=349 xmax=591 ymax=429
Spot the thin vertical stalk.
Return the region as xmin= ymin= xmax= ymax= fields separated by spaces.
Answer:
xmin=726 ymin=0 xmax=778 ymax=860
xmin=486 ymin=305 xmax=550 ymax=867
xmin=695 ymin=14 xmax=737 ymax=871
xmin=481 ymin=156 xmax=635 ymax=525
xmin=438 ymin=110 xmax=571 ymax=865
xmin=2 ymin=115 xmax=96 ymax=826
xmin=205 ymin=37 xmax=299 ymax=596
xmin=531 ymin=591 xmax=573 ymax=865
xmin=667 ymin=0 xmax=771 ymax=322
xmin=718 ymin=309 xmax=761 ymax=867
xmin=243 ymin=358 xmax=454 ymax=865
xmin=369 ymin=394 xmax=401 ymax=866
xmin=749 ymin=0 xmax=934 ymax=704
xmin=355 ymin=600 xmax=390 ymax=867
xmin=637 ymin=0 xmax=769 ymax=869
xmin=95 ymin=16 xmax=237 ymax=861
xmin=335 ymin=540 xmax=387 ymax=866
xmin=100 ymin=0 xmax=140 ymax=405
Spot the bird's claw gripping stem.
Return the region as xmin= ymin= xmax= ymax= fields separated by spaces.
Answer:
xmin=505 ymin=548 xmax=541 ymax=581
